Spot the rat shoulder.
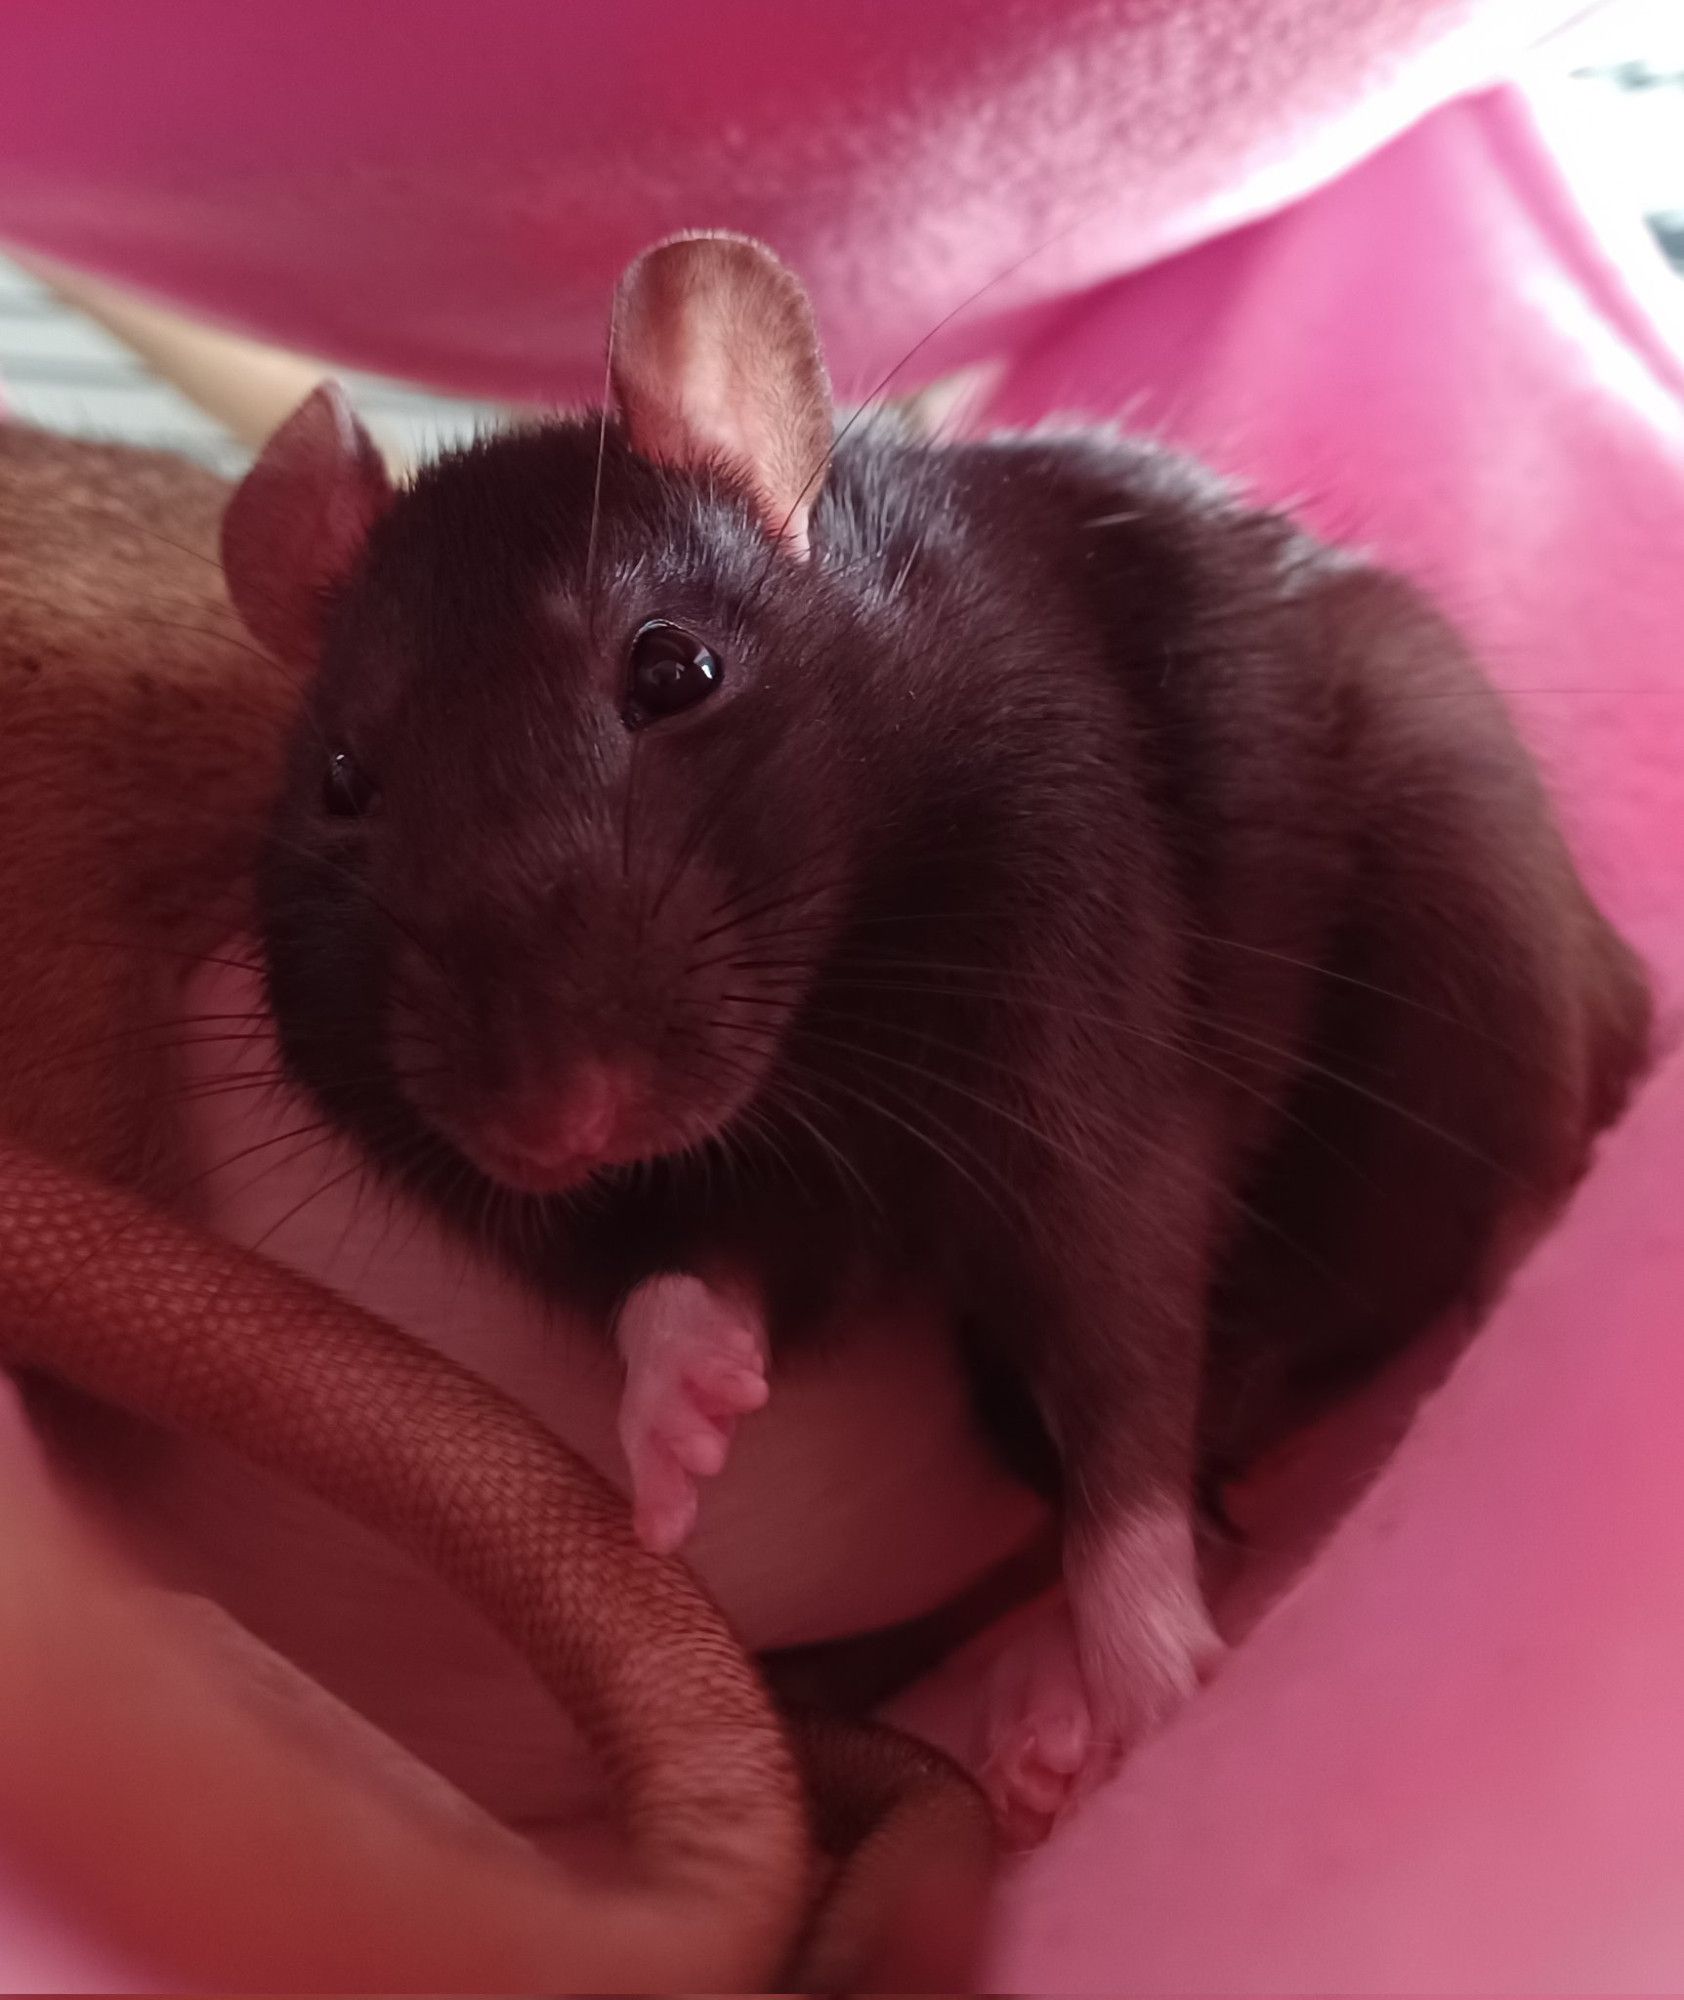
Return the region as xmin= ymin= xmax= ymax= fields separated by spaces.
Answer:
xmin=818 ymin=415 xmax=1344 ymax=622
xmin=0 ymin=422 xmax=255 ymax=713
xmin=0 ymin=420 xmax=288 ymax=881
xmin=0 ymin=422 xmax=230 ymax=585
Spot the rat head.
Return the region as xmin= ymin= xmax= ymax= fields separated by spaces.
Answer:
xmin=226 ymin=235 xmax=861 ymax=1195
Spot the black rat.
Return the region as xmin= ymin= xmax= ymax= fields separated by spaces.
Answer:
xmin=222 ymin=232 xmax=1652 ymax=1835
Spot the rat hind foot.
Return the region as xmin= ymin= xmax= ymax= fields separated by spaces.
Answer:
xmin=975 ymin=1505 xmax=1222 ymax=1844
xmin=974 ymin=1594 xmax=1094 ymax=1848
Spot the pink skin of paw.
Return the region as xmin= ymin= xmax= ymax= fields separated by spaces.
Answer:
xmin=977 ymin=1508 xmax=1224 ymax=1844
xmin=614 ymin=1274 xmax=769 ymax=1555
xmin=613 ymin=1263 xmax=1223 ymax=1839
xmin=975 ymin=1594 xmax=1097 ymax=1848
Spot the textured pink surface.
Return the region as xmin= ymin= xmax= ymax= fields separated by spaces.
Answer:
xmin=0 ymin=0 xmax=1585 ymax=402
xmin=3 ymin=7 xmax=1684 ymax=1989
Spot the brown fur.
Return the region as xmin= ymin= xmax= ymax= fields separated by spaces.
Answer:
xmin=0 ymin=424 xmax=291 ymax=1195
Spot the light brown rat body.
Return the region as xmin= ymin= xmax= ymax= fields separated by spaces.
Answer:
xmin=0 ymin=418 xmax=991 ymax=1991
xmin=0 ymin=422 xmax=289 ymax=1194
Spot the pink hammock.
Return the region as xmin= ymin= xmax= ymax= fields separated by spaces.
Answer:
xmin=1 ymin=2 xmax=1682 ymax=1987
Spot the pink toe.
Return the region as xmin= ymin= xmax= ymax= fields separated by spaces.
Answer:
xmin=616 ymin=1277 xmax=770 ymax=1553
xmin=627 ymin=1442 xmax=699 ymax=1554
xmin=635 ymin=1486 xmax=697 ymax=1556
xmin=982 ymin=1752 xmax=1069 ymax=1849
xmin=665 ymin=1425 xmax=731 ymax=1477
xmin=722 ymin=1365 xmax=770 ymax=1408
xmin=686 ymin=1363 xmax=768 ymax=1415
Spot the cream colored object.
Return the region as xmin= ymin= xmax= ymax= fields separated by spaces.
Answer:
xmin=12 ymin=251 xmax=408 ymax=472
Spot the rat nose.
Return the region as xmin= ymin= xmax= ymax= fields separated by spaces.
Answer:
xmin=478 ymin=1060 xmax=631 ymax=1185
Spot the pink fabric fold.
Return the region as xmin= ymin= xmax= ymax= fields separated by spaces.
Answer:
xmin=0 ymin=0 xmax=1587 ymax=399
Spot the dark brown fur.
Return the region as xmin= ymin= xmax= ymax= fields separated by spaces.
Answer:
xmin=248 ymin=411 xmax=1652 ymax=1554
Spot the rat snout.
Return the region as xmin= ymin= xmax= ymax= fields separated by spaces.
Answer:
xmin=472 ymin=1058 xmax=651 ymax=1192
xmin=391 ymin=847 xmax=813 ymax=1193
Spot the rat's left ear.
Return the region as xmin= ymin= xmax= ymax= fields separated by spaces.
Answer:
xmin=220 ymin=382 xmax=393 ymax=667
xmin=610 ymin=233 xmax=833 ymax=560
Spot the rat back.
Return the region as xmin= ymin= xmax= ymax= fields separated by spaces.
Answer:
xmin=959 ymin=427 xmax=1652 ymax=1476
xmin=0 ymin=425 xmax=290 ymax=1195
xmin=809 ymin=422 xmax=1653 ymax=1482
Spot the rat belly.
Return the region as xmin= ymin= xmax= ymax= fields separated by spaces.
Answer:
xmin=111 ymin=952 xmax=1043 ymax=1825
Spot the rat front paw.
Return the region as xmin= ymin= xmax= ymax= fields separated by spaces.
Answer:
xmin=614 ymin=1274 xmax=768 ymax=1555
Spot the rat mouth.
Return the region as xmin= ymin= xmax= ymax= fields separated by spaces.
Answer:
xmin=389 ymin=977 xmax=790 ymax=1195
xmin=450 ymin=1058 xmax=648 ymax=1193
xmin=459 ymin=1132 xmax=607 ymax=1195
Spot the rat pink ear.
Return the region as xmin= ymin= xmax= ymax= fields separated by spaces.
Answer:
xmin=610 ymin=233 xmax=833 ymax=560
xmin=220 ymin=382 xmax=393 ymax=666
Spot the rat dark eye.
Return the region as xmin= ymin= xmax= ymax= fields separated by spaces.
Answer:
xmin=624 ymin=621 xmax=722 ymax=728
xmin=322 ymin=750 xmax=378 ymax=818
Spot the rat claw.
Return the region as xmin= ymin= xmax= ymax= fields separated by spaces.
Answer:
xmin=663 ymin=1422 xmax=731 ymax=1478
